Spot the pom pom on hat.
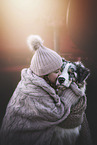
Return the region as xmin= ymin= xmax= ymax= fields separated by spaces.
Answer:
xmin=27 ymin=35 xmax=44 ymax=51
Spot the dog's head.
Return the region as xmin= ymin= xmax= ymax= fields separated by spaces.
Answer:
xmin=56 ymin=59 xmax=90 ymax=88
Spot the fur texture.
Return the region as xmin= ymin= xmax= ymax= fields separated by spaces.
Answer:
xmin=56 ymin=60 xmax=90 ymax=97
xmin=27 ymin=35 xmax=44 ymax=51
xmin=56 ymin=60 xmax=89 ymax=145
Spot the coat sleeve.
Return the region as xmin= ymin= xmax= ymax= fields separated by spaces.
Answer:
xmin=58 ymin=93 xmax=87 ymax=128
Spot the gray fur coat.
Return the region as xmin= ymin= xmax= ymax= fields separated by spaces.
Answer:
xmin=0 ymin=68 xmax=92 ymax=145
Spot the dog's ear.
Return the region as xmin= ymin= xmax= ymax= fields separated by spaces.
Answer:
xmin=61 ymin=58 xmax=68 ymax=72
xmin=62 ymin=58 xmax=67 ymax=62
xmin=75 ymin=61 xmax=90 ymax=83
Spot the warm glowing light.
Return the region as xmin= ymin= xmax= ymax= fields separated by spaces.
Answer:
xmin=1 ymin=0 xmax=68 ymax=53
xmin=10 ymin=0 xmax=42 ymax=18
xmin=66 ymin=0 xmax=71 ymax=27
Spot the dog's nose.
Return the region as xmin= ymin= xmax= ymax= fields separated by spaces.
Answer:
xmin=58 ymin=77 xmax=65 ymax=84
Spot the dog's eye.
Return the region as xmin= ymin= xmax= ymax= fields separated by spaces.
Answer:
xmin=68 ymin=68 xmax=74 ymax=74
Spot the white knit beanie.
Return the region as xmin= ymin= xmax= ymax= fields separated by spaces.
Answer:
xmin=27 ymin=35 xmax=62 ymax=76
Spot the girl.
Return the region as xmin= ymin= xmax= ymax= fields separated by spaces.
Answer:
xmin=0 ymin=35 xmax=92 ymax=145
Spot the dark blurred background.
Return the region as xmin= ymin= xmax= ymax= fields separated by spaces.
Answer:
xmin=0 ymin=0 xmax=97 ymax=144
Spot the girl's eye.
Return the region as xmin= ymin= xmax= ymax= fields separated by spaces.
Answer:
xmin=55 ymin=71 xmax=59 ymax=73
xmin=55 ymin=70 xmax=60 ymax=73
xmin=60 ymin=67 xmax=63 ymax=72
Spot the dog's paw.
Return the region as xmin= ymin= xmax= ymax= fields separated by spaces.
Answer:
xmin=78 ymin=81 xmax=86 ymax=95
xmin=70 ymin=82 xmax=86 ymax=97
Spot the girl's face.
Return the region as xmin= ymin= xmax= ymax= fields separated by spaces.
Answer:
xmin=48 ymin=69 xmax=61 ymax=84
